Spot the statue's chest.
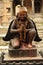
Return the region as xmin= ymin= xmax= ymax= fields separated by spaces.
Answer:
xmin=16 ymin=21 xmax=28 ymax=28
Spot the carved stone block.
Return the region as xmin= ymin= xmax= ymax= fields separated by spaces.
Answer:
xmin=9 ymin=46 xmax=37 ymax=57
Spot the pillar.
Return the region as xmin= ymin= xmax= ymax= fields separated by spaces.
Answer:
xmin=22 ymin=0 xmax=24 ymax=6
xmin=31 ymin=0 xmax=35 ymax=13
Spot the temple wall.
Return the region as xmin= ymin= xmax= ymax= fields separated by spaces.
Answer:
xmin=0 ymin=0 xmax=43 ymax=25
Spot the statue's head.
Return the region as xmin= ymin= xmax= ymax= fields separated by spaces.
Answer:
xmin=15 ymin=5 xmax=27 ymax=20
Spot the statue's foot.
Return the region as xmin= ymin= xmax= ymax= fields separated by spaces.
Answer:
xmin=28 ymin=44 xmax=32 ymax=48
xmin=21 ymin=43 xmax=28 ymax=49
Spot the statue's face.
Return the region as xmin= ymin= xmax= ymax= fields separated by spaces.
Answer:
xmin=18 ymin=11 xmax=27 ymax=20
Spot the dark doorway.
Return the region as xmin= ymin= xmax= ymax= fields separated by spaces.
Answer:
xmin=12 ymin=0 xmax=21 ymax=15
xmin=34 ymin=0 xmax=42 ymax=13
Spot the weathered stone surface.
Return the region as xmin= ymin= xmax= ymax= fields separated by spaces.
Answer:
xmin=9 ymin=46 xmax=37 ymax=57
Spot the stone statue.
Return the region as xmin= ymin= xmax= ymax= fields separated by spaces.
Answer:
xmin=3 ymin=5 xmax=42 ymax=49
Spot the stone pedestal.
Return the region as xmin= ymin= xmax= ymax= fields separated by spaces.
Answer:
xmin=8 ymin=46 xmax=37 ymax=57
xmin=3 ymin=52 xmax=43 ymax=62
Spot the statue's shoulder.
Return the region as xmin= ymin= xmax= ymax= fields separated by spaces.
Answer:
xmin=10 ymin=17 xmax=17 ymax=24
xmin=27 ymin=17 xmax=33 ymax=23
xmin=13 ymin=17 xmax=18 ymax=22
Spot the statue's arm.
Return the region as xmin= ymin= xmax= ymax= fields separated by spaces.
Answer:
xmin=11 ymin=28 xmax=21 ymax=32
xmin=10 ymin=20 xmax=22 ymax=33
xmin=25 ymin=20 xmax=35 ymax=32
xmin=25 ymin=28 xmax=35 ymax=32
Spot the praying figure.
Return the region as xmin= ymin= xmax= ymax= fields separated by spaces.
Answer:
xmin=3 ymin=5 xmax=42 ymax=49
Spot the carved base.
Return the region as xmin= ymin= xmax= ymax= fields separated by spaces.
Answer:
xmin=9 ymin=46 xmax=37 ymax=57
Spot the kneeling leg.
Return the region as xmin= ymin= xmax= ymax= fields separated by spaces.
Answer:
xmin=10 ymin=38 xmax=21 ymax=49
xmin=27 ymin=29 xmax=36 ymax=48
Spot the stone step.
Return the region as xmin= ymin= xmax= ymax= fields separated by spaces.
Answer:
xmin=0 ymin=46 xmax=8 ymax=53
xmin=1 ymin=21 xmax=10 ymax=26
xmin=0 ymin=29 xmax=7 ymax=34
xmin=38 ymin=33 xmax=43 ymax=35
xmin=0 ymin=37 xmax=10 ymax=46
xmin=33 ymin=17 xmax=43 ymax=21
xmin=38 ymin=30 xmax=43 ymax=33
xmin=0 ymin=46 xmax=8 ymax=50
xmin=38 ymin=30 xmax=43 ymax=32
xmin=39 ymin=35 xmax=43 ymax=37
xmin=36 ymin=23 xmax=43 ymax=25
xmin=2 ymin=19 xmax=14 ymax=26
xmin=38 ymin=35 xmax=43 ymax=38
xmin=34 ymin=21 xmax=43 ymax=23
xmin=37 ymin=26 xmax=43 ymax=28
xmin=38 ymin=31 xmax=43 ymax=33
xmin=0 ymin=26 xmax=8 ymax=34
xmin=0 ymin=26 xmax=8 ymax=28
xmin=35 ymin=24 xmax=43 ymax=26
xmin=37 ymin=28 xmax=43 ymax=30
xmin=0 ymin=34 xmax=6 ymax=37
